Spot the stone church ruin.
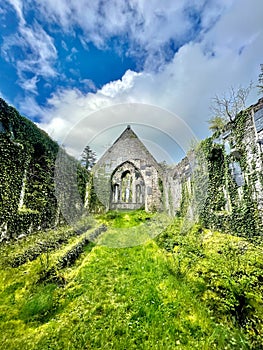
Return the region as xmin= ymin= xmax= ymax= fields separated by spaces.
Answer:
xmin=92 ymin=125 xmax=163 ymax=212
xmin=91 ymin=97 xmax=263 ymax=235
xmin=1 ymin=96 xmax=263 ymax=240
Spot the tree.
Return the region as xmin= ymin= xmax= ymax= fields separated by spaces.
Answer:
xmin=207 ymin=115 xmax=226 ymax=133
xmin=257 ymin=64 xmax=263 ymax=95
xmin=210 ymin=82 xmax=253 ymax=123
xmin=81 ymin=145 xmax=96 ymax=170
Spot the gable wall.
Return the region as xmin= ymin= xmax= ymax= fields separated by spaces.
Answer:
xmin=92 ymin=128 xmax=162 ymax=211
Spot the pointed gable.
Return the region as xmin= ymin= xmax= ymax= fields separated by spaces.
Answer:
xmin=92 ymin=125 xmax=162 ymax=212
xmin=94 ymin=125 xmax=160 ymax=171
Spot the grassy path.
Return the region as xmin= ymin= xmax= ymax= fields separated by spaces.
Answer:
xmin=0 ymin=213 xmax=262 ymax=349
xmin=0 ymin=242 xmax=215 ymax=349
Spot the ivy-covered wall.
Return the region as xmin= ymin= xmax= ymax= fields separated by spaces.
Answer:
xmin=205 ymin=99 xmax=262 ymax=236
xmin=182 ymin=98 xmax=263 ymax=236
xmin=163 ymin=98 xmax=263 ymax=237
xmin=1 ymin=95 xmax=262 ymax=240
xmin=0 ymin=98 xmax=88 ymax=241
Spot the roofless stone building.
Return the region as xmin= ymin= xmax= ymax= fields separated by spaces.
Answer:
xmin=91 ymin=97 xmax=263 ymax=228
xmin=1 ymin=96 xmax=263 ymax=240
xmin=92 ymin=125 xmax=163 ymax=212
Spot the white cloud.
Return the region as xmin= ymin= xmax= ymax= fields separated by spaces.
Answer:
xmin=7 ymin=0 xmax=24 ymax=23
xmin=2 ymin=0 xmax=261 ymax=162
xmin=18 ymin=95 xmax=47 ymax=119
xmin=19 ymin=76 xmax=39 ymax=94
xmin=37 ymin=0 xmax=263 ymax=163
xmin=3 ymin=0 xmax=57 ymax=93
xmin=80 ymin=79 xmax=97 ymax=92
xmin=99 ymin=70 xmax=142 ymax=98
xmin=32 ymin=0 xmax=234 ymax=69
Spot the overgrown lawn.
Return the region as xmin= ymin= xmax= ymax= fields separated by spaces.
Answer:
xmin=0 ymin=212 xmax=262 ymax=349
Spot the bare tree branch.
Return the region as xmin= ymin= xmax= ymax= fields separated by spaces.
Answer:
xmin=257 ymin=64 xmax=263 ymax=94
xmin=210 ymin=82 xmax=253 ymax=122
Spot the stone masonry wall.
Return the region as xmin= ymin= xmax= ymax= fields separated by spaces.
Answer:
xmin=92 ymin=127 xmax=162 ymax=212
xmin=162 ymin=98 xmax=263 ymax=225
xmin=163 ymin=157 xmax=191 ymax=216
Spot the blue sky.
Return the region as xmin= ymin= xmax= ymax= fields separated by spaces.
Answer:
xmin=0 ymin=0 xmax=262 ymax=163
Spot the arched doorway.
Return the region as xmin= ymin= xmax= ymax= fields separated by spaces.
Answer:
xmin=110 ymin=161 xmax=145 ymax=210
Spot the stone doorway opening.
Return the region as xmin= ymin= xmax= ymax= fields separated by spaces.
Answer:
xmin=110 ymin=161 xmax=145 ymax=210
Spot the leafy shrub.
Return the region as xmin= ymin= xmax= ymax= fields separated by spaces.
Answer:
xmin=156 ymin=221 xmax=263 ymax=348
xmin=38 ymin=225 xmax=107 ymax=284
xmin=9 ymin=224 xmax=92 ymax=267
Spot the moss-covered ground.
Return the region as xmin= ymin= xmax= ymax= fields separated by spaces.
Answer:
xmin=0 ymin=211 xmax=262 ymax=349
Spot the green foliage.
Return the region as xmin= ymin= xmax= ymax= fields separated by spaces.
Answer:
xmin=178 ymin=181 xmax=191 ymax=218
xmin=85 ymin=173 xmax=105 ymax=213
xmin=57 ymin=225 xmax=106 ymax=269
xmin=80 ymin=145 xmax=96 ymax=170
xmin=156 ymin=222 xmax=263 ymax=348
xmin=20 ymin=284 xmax=58 ymax=322
xmin=0 ymin=98 xmax=59 ymax=237
xmin=158 ymin=177 xmax=164 ymax=194
xmin=1 ymin=217 xmax=95 ymax=268
xmin=96 ymin=209 xmax=153 ymax=228
xmin=0 ymin=98 xmax=89 ymax=239
xmin=197 ymin=109 xmax=263 ymax=236
xmin=96 ymin=212 xmax=173 ymax=248
xmin=0 ymin=219 xmax=262 ymax=349
xmin=208 ymin=115 xmax=227 ymax=134
xmin=77 ymin=163 xmax=90 ymax=202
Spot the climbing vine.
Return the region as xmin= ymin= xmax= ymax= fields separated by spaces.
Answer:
xmin=0 ymin=98 xmax=88 ymax=240
xmin=198 ymin=108 xmax=262 ymax=237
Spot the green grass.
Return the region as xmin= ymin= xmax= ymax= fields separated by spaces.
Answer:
xmin=0 ymin=215 xmax=96 ymax=268
xmin=0 ymin=211 xmax=262 ymax=349
xmin=96 ymin=209 xmax=154 ymax=228
xmin=97 ymin=211 xmax=174 ymax=247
